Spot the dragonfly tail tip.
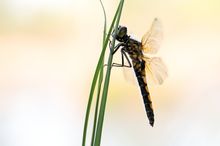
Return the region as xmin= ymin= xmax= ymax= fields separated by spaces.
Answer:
xmin=149 ymin=120 xmax=154 ymax=127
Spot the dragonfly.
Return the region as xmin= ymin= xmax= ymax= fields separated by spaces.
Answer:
xmin=110 ymin=18 xmax=168 ymax=126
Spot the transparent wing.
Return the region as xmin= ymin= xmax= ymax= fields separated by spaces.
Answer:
xmin=143 ymin=57 xmax=168 ymax=85
xmin=122 ymin=67 xmax=137 ymax=85
xmin=121 ymin=53 xmax=137 ymax=85
xmin=141 ymin=18 xmax=163 ymax=54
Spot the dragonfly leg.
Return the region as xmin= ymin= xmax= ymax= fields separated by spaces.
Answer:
xmin=112 ymin=49 xmax=132 ymax=68
xmin=103 ymin=43 xmax=127 ymax=68
xmin=112 ymin=42 xmax=126 ymax=55
xmin=121 ymin=49 xmax=132 ymax=68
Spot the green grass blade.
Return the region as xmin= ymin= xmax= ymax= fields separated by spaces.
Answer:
xmin=82 ymin=1 xmax=123 ymax=146
xmin=91 ymin=66 xmax=103 ymax=146
xmin=100 ymin=0 xmax=107 ymax=45
xmin=94 ymin=0 xmax=125 ymax=146
xmin=91 ymin=0 xmax=106 ymax=145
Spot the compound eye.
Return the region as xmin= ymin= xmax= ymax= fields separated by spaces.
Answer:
xmin=119 ymin=27 xmax=127 ymax=37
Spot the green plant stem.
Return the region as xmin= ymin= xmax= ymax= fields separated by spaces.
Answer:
xmin=91 ymin=1 xmax=106 ymax=145
xmin=93 ymin=51 xmax=113 ymax=146
xmin=91 ymin=65 xmax=103 ymax=146
xmin=100 ymin=0 xmax=107 ymax=46
xmin=82 ymin=1 xmax=123 ymax=146
xmin=94 ymin=1 xmax=124 ymax=146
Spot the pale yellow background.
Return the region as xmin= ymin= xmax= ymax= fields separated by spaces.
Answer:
xmin=1 ymin=0 xmax=220 ymax=146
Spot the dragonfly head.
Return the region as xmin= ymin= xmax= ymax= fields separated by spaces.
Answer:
xmin=112 ymin=25 xmax=128 ymax=42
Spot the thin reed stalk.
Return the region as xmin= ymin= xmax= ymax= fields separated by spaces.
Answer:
xmin=82 ymin=1 xmax=124 ymax=146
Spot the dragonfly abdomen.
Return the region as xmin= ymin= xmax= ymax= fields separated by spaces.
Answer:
xmin=133 ymin=59 xmax=154 ymax=126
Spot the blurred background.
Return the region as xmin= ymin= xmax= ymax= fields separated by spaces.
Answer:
xmin=1 ymin=0 xmax=220 ymax=145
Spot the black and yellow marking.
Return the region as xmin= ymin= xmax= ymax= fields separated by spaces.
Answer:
xmin=133 ymin=58 xmax=154 ymax=126
xmin=128 ymin=40 xmax=154 ymax=126
xmin=111 ymin=26 xmax=155 ymax=126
